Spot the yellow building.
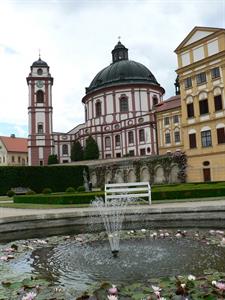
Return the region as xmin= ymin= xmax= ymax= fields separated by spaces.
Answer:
xmin=0 ymin=135 xmax=28 ymax=166
xmin=175 ymin=26 xmax=225 ymax=182
xmin=156 ymin=95 xmax=183 ymax=155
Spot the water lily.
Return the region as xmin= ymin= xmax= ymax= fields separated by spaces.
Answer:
xmin=141 ymin=229 xmax=146 ymax=233
xmin=107 ymin=295 xmax=118 ymax=300
xmin=212 ymin=280 xmax=217 ymax=286
xmin=108 ymin=284 xmax=117 ymax=295
xmin=216 ymin=282 xmax=225 ymax=290
xmin=175 ymin=233 xmax=182 ymax=238
xmin=188 ymin=274 xmax=196 ymax=281
xmin=0 ymin=256 xmax=8 ymax=261
xmin=22 ymin=291 xmax=37 ymax=300
xmin=180 ymin=283 xmax=186 ymax=288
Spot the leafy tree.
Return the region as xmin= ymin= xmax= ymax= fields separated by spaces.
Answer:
xmin=48 ymin=154 xmax=58 ymax=165
xmin=71 ymin=140 xmax=84 ymax=161
xmin=83 ymin=135 xmax=99 ymax=160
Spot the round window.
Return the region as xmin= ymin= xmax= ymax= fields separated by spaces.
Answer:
xmin=203 ymin=161 xmax=210 ymax=166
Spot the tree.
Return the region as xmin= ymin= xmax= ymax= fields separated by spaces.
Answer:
xmin=48 ymin=154 xmax=58 ymax=165
xmin=83 ymin=135 xmax=99 ymax=160
xmin=71 ymin=140 xmax=84 ymax=161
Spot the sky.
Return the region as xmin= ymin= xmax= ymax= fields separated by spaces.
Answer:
xmin=0 ymin=0 xmax=224 ymax=138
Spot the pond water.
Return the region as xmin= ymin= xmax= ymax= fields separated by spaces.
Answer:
xmin=3 ymin=230 xmax=225 ymax=298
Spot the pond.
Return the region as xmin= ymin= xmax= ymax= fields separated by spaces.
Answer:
xmin=1 ymin=229 xmax=225 ymax=299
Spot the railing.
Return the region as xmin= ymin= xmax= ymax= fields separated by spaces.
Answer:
xmin=105 ymin=182 xmax=151 ymax=205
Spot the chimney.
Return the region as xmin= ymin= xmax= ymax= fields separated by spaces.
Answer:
xmin=10 ymin=134 xmax=15 ymax=138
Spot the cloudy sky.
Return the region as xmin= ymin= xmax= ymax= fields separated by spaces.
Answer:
xmin=0 ymin=0 xmax=224 ymax=137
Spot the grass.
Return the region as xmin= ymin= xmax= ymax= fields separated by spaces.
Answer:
xmin=0 ymin=196 xmax=11 ymax=201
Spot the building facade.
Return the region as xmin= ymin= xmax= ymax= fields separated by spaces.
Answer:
xmin=27 ymin=26 xmax=225 ymax=183
xmin=0 ymin=135 xmax=28 ymax=166
xmin=175 ymin=26 xmax=225 ymax=182
xmin=28 ymin=41 xmax=165 ymax=165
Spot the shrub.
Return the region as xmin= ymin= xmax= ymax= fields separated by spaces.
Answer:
xmin=7 ymin=189 xmax=15 ymax=197
xmin=65 ymin=187 xmax=76 ymax=193
xmin=71 ymin=141 xmax=83 ymax=161
xmin=14 ymin=192 xmax=104 ymax=205
xmin=42 ymin=188 xmax=52 ymax=194
xmin=26 ymin=190 xmax=36 ymax=195
xmin=77 ymin=186 xmax=85 ymax=192
xmin=48 ymin=154 xmax=58 ymax=165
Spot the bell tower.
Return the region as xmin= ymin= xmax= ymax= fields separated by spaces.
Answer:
xmin=27 ymin=57 xmax=54 ymax=166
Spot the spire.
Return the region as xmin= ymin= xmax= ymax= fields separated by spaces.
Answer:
xmin=111 ymin=39 xmax=128 ymax=63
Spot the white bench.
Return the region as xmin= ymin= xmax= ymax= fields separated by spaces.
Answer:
xmin=105 ymin=182 xmax=151 ymax=205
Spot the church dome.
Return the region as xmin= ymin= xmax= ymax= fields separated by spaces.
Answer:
xmin=86 ymin=41 xmax=162 ymax=95
xmin=32 ymin=57 xmax=48 ymax=67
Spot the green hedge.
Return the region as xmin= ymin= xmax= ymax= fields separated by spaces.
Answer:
xmin=14 ymin=192 xmax=103 ymax=204
xmin=0 ymin=166 xmax=88 ymax=195
xmin=13 ymin=185 xmax=225 ymax=204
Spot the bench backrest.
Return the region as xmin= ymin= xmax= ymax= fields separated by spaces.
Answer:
xmin=105 ymin=182 xmax=151 ymax=205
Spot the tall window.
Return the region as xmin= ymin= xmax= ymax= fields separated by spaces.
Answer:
xmin=115 ymin=135 xmax=120 ymax=147
xmin=37 ymin=123 xmax=43 ymax=134
xmin=214 ymin=95 xmax=223 ymax=111
xmin=199 ymin=99 xmax=209 ymax=115
xmin=12 ymin=156 xmax=15 ymax=163
xmin=164 ymin=117 xmax=170 ymax=125
xmin=139 ymin=129 xmax=145 ymax=142
xmin=152 ymin=95 xmax=158 ymax=106
xmin=128 ymin=131 xmax=134 ymax=144
xmin=189 ymin=133 xmax=196 ymax=148
xmin=201 ymin=130 xmax=212 ymax=147
xmin=173 ymin=115 xmax=179 ymax=123
xmin=95 ymin=102 xmax=102 ymax=117
xmin=217 ymin=128 xmax=225 ymax=144
xmin=140 ymin=148 xmax=146 ymax=156
xmin=211 ymin=67 xmax=220 ymax=79
xmin=184 ymin=77 xmax=192 ymax=89
xmin=120 ymin=97 xmax=128 ymax=112
xmin=62 ymin=144 xmax=68 ymax=155
xmin=36 ymin=90 xmax=44 ymax=103
xmin=165 ymin=132 xmax=171 ymax=144
xmin=174 ymin=131 xmax=180 ymax=143
xmin=196 ymin=72 xmax=206 ymax=85
xmin=187 ymin=103 xmax=194 ymax=118
xmin=105 ymin=137 xmax=111 ymax=148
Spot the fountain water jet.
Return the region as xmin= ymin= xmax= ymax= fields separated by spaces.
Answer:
xmin=92 ymin=197 xmax=132 ymax=257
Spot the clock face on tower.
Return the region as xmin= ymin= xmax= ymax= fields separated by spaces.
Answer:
xmin=36 ymin=80 xmax=44 ymax=88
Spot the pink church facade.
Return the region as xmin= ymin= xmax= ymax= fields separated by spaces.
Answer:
xmin=27 ymin=42 xmax=165 ymax=165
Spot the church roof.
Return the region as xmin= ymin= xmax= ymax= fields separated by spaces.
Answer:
xmin=85 ymin=41 xmax=163 ymax=95
xmin=32 ymin=57 xmax=48 ymax=67
xmin=0 ymin=136 xmax=28 ymax=153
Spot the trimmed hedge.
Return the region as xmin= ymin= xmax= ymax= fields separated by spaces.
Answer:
xmin=13 ymin=184 xmax=225 ymax=204
xmin=14 ymin=192 xmax=103 ymax=204
xmin=0 ymin=166 xmax=88 ymax=195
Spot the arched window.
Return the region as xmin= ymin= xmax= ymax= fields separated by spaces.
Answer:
xmin=62 ymin=144 xmax=68 ymax=155
xmin=37 ymin=123 xmax=43 ymax=134
xmin=105 ymin=137 xmax=111 ymax=149
xmin=36 ymin=90 xmax=44 ymax=103
xmin=120 ymin=96 xmax=128 ymax=112
xmin=115 ymin=135 xmax=120 ymax=147
xmin=128 ymin=131 xmax=134 ymax=144
xmin=95 ymin=102 xmax=102 ymax=117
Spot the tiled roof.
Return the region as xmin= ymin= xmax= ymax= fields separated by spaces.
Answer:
xmin=156 ymin=95 xmax=181 ymax=112
xmin=0 ymin=136 xmax=28 ymax=153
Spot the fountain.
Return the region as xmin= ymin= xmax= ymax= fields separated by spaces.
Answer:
xmin=91 ymin=197 xmax=132 ymax=257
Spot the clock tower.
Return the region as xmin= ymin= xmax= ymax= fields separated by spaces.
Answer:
xmin=27 ymin=57 xmax=54 ymax=166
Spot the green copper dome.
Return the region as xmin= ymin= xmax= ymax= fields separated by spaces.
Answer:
xmin=86 ymin=41 xmax=161 ymax=94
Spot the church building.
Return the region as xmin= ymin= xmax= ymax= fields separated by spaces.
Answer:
xmin=27 ymin=26 xmax=225 ymax=183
